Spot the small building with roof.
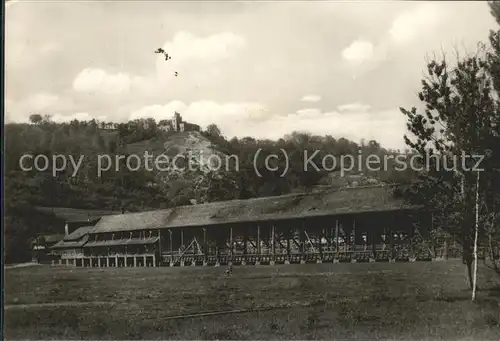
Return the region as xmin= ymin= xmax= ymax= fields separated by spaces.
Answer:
xmin=51 ymin=226 xmax=93 ymax=266
xmin=31 ymin=234 xmax=65 ymax=263
xmin=31 ymin=207 xmax=121 ymax=264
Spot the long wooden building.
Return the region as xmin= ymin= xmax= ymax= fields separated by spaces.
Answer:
xmin=47 ymin=186 xmax=441 ymax=267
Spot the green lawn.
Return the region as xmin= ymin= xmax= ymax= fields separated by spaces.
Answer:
xmin=4 ymin=261 xmax=500 ymax=340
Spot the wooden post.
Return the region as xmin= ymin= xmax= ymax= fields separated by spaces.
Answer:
xmin=371 ymin=229 xmax=377 ymax=260
xmin=239 ymin=226 xmax=246 ymax=265
xmin=286 ymin=228 xmax=291 ymax=259
xmin=318 ymin=227 xmax=323 ymax=260
xmin=158 ymin=229 xmax=162 ymax=262
xmin=352 ymin=219 xmax=356 ymax=262
xmin=300 ymin=221 xmax=306 ymax=260
xmin=203 ymin=228 xmax=207 ymax=263
xmin=257 ymin=225 xmax=261 ymax=256
xmin=229 ymin=226 xmax=233 ymax=258
xmin=168 ymin=229 xmax=173 ymax=265
xmin=243 ymin=226 xmax=248 ymax=256
xmin=271 ymin=224 xmax=275 ymax=260
xmin=389 ymin=227 xmax=395 ymax=262
xmin=335 ymin=220 xmax=339 ymax=260
xmin=180 ymin=229 xmax=184 ymax=254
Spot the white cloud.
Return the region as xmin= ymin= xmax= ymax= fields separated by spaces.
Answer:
xmin=337 ymin=102 xmax=371 ymax=112
xmin=5 ymin=99 xmax=27 ymax=123
xmin=130 ymin=102 xmax=185 ymax=121
xmin=73 ymin=68 xmax=132 ymax=94
xmin=340 ymin=39 xmax=389 ymax=78
xmin=341 ymin=3 xmax=444 ymax=74
xmin=295 ymin=108 xmax=322 ymax=117
xmin=341 ymin=40 xmax=375 ymax=63
xmin=389 ymin=3 xmax=442 ymax=44
xmin=4 ymin=92 xmax=63 ymax=123
xmin=160 ymin=31 xmax=246 ymax=64
xmin=26 ymin=92 xmax=59 ymax=110
xmin=300 ymin=95 xmax=321 ymax=103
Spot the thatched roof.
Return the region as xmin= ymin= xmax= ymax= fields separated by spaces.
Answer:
xmin=90 ymin=186 xmax=412 ymax=234
xmin=34 ymin=207 xmax=121 ymax=223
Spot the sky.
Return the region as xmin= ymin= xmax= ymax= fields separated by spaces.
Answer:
xmin=5 ymin=0 xmax=498 ymax=150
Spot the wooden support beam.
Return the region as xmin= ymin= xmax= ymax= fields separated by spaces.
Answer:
xmin=172 ymin=238 xmax=196 ymax=266
xmin=286 ymin=228 xmax=291 ymax=257
xmin=300 ymin=221 xmax=305 ymax=257
xmin=271 ymin=224 xmax=275 ymax=259
xmin=304 ymin=231 xmax=316 ymax=253
xmin=229 ymin=226 xmax=233 ymax=258
xmin=277 ymin=236 xmax=287 ymax=249
xmin=243 ymin=226 xmax=248 ymax=256
xmin=318 ymin=228 xmax=323 ymax=258
xmin=158 ymin=230 xmax=162 ymax=264
xmin=389 ymin=225 xmax=394 ymax=261
xmin=326 ymin=227 xmax=332 ymax=248
xmin=168 ymin=229 xmax=173 ymax=264
xmin=291 ymin=237 xmax=301 ymax=249
xmin=203 ymin=228 xmax=207 ymax=262
xmin=335 ymin=220 xmax=339 ymax=258
xmin=257 ymin=225 xmax=261 ymax=256
xmin=352 ymin=219 xmax=356 ymax=253
xmin=371 ymin=228 xmax=376 ymax=258
xmin=180 ymin=229 xmax=184 ymax=253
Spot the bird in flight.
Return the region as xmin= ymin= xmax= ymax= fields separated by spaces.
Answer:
xmin=155 ymin=48 xmax=171 ymax=60
xmin=155 ymin=48 xmax=177 ymax=77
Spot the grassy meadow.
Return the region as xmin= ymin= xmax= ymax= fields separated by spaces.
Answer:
xmin=4 ymin=261 xmax=500 ymax=340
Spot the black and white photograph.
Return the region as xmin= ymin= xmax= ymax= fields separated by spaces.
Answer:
xmin=3 ymin=0 xmax=500 ymax=340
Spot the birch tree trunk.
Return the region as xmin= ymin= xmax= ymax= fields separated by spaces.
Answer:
xmin=460 ymin=171 xmax=474 ymax=290
xmin=472 ymin=170 xmax=480 ymax=301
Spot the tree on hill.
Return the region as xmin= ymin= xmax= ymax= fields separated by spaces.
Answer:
xmin=205 ymin=123 xmax=222 ymax=138
xmin=29 ymin=114 xmax=43 ymax=124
